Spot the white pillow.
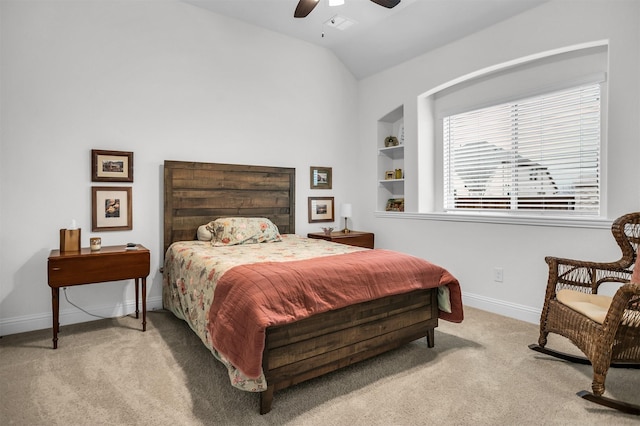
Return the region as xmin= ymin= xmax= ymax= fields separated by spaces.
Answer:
xmin=196 ymin=223 xmax=214 ymax=241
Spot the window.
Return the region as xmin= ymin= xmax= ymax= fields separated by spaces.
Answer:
xmin=443 ymin=84 xmax=600 ymax=215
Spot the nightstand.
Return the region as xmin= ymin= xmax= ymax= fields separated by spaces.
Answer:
xmin=307 ymin=231 xmax=375 ymax=249
xmin=47 ymin=244 xmax=150 ymax=349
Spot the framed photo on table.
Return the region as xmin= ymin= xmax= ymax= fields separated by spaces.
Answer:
xmin=310 ymin=166 xmax=332 ymax=189
xmin=92 ymin=149 xmax=134 ymax=182
xmin=308 ymin=196 xmax=335 ymax=223
xmin=92 ymin=186 xmax=132 ymax=231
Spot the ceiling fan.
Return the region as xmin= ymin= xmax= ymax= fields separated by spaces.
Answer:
xmin=294 ymin=0 xmax=401 ymax=18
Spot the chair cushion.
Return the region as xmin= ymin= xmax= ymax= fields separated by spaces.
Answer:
xmin=556 ymin=289 xmax=613 ymax=324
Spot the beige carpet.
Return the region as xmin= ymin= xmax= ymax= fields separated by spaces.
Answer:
xmin=1 ymin=307 xmax=638 ymax=425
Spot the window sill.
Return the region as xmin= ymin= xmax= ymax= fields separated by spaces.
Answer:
xmin=373 ymin=211 xmax=611 ymax=229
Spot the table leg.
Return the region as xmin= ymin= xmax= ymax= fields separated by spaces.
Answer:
xmin=135 ymin=278 xmax=140 ymax=319
xmin=51 ymin=287 xmax=59 ymax=349
xmin=141 ymin=277 xmax=147 ymax=332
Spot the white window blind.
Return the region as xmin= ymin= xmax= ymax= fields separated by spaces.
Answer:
xmin=443 ymin=84 xmax=600 ymax=215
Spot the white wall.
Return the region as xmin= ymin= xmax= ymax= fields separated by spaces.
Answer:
xmin=0 ymin=0 xmax=359 ymax=335
xmin=357 ymin=0 xmax=640 ymax=323
xmin=1 ymin=0 xmax=639 ymax=336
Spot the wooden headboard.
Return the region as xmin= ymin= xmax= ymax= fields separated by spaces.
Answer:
xmin=163 ymin=161 xmax=296 ymax=255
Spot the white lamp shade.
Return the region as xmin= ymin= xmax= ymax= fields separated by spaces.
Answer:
xmin=341 ymin=203 xmax=352 ymax=218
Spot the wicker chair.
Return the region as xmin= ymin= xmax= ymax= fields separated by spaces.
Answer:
xmin=529 ymin=211 xmax=640 ymax=414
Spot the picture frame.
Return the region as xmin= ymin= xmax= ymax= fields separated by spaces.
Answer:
xmin=92 ymin=149 xmax=134 ymax=182
xmin=385 ymin=198 xmax=405 ymax=212
xmin=310 ymin=166 xmax=332 ymax=189
xmin=308 ymin=196 xmax=335 ymax=223
xmin=92 ymin=186 xmax=132 ymax=231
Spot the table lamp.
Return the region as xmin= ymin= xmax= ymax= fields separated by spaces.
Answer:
xmin=341 ymin=203 xmax=352 ymax=234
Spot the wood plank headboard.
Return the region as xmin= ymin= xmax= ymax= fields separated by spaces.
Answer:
xmin=163 ymin=161 xmax=296 ymax=255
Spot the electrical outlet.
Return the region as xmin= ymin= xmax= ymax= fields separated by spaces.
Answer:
xmin=493 ymin=267 xmax=504 ymax=283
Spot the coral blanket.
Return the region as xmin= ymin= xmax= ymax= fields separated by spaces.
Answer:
xmin=207 ymin=249 xmax=463 ymax=379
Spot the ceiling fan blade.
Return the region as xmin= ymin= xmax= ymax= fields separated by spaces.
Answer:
xmin=294 ymin=0 xmax=320 ymax=18
xmin=370 ymin=0 xmax=401 ymax=8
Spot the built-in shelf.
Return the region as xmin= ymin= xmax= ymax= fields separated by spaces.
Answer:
xmin=377 ymin=105 xmax=405 ymax=211
xmin=378 ymin=145 xmax=404 ymax=160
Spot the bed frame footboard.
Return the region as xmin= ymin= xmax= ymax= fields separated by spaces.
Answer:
xmin=259 ymin=288 xmax=438 ymax=414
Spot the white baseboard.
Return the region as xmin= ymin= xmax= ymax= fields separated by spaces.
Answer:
xmin=0 ymin=296 xmax=164 ymax=337
xmin=2 ymin=293 xmax=540 ymax=337
xmin=462 ymin=292 xmax=541 ymax=324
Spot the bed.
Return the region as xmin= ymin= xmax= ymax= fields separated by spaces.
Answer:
xmin=162 ymin=160 xmax=463 ymax=414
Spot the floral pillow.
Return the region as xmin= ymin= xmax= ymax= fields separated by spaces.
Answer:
xmin=208 ymin=217 xmax=282 ymax=246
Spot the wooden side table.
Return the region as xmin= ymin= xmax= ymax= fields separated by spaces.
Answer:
xmin=47 ymin=244 xmax=150 ymax=349
xmin=307 ymin=231 xmax=375 ymax=249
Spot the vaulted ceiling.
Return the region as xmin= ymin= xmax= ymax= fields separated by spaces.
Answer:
xmin=183 ymin=0 xmax=547 ymax=79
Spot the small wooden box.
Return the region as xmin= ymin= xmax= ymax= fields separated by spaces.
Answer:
xmin=59 ymin=228 xmax=81 ymax=253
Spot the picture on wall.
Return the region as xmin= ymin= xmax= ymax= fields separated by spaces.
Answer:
xmin=310 ymin=166 xmax=332 ymax=189
xmin=308 ymin=196 xmax=335 ymax=223
xmin=92 ymin=186 xmax=132 ymax=231
xmin=92 ymin=149 xmax=134 ymax=182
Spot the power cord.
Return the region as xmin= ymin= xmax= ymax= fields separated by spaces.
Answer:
xmin=62 ymin=287 xmax=111 ymax=320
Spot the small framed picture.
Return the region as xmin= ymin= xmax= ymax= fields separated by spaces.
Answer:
xmin=310 ymin=166 xmax=332 ymax=189
xmin=385 ymin=198 xmax=405 ymax=212
xmin=92 ymin=186 xmax=132 ymax=231
xmin=308 ymin=196 xmax=335 ymax=223
xmin=92 ymin=149 xmax=134 ymax=182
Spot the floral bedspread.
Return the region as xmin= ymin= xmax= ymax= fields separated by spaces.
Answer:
xmin=162 ymin=234 xmax=365 ymax=391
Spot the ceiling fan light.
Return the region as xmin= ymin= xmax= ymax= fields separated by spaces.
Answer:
xmin=329 ymin=0 xmax=345 ymax=6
